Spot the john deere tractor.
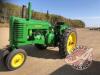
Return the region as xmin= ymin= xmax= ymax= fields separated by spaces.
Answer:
xmin=0 ymin=2 xmax=77 ymax=70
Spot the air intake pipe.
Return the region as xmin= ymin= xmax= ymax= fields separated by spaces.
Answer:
xmin=27 ymin=2 xmax=32 ymax=20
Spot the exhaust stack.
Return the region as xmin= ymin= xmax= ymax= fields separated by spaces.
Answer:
xmin=22 ymin=5 xmax=26 ymax=18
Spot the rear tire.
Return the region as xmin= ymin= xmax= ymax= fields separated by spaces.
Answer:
xmin=59 ymin=29 xmax=77 ymax=58
xmin=5 ymin=49 xmax=27 ymax=70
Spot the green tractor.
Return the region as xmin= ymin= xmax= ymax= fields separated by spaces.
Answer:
xmin=0 ymin=2 xmax=77 ymax=70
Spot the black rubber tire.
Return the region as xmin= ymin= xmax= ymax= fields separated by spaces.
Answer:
xmin=35 ymin=44 xmax=47 ymax=50
xmin=1 ymin=50 xmax=9 ymax=65
xmin=59 ymin=29 xmax=77 ymax=58
xmin=5 ymin=49 xmax=27 ymax=71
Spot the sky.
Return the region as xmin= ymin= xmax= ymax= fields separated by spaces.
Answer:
xmin=3 ymin=0 xmax=100 ymax=27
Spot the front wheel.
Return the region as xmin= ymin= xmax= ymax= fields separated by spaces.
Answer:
xmin=59 ymin=29 xmax=77 ymax=58
xmin=5 ymin=49 xmax=27 ymax=70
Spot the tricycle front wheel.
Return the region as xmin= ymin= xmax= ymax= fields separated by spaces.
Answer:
xmin=5 ymin=49 xmax=27 ymax=70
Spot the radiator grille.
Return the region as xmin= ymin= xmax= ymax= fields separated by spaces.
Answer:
xmin=13 ymin=22 xmax=24 ymax=41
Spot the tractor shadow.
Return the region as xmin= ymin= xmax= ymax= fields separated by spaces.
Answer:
xmin=21 ymin=45 xmax=60 ymax=59
xmin=50 ymin=61 xmax=100 ymax=75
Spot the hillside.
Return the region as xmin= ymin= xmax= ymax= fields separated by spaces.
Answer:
xmin=0 ymin=2 xmax=85 ymax=28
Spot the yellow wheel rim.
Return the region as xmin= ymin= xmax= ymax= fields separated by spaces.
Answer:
xmin=67 ymin=32 xmax=77 ymax=54
xmin=11 ymin=53 xmax=25 ymax=68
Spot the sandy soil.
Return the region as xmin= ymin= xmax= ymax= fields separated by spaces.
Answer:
xmin=0 ymin=28 xmax=9 ymax=49
xmin=0 ymin=28 xmax=100 ymax=75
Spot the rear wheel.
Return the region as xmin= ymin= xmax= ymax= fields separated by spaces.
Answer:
xmin=59 ymin=29 xmax=77 ymax=58
xmin=35 ymin=44 xmax=47 ymax=50
xmin=5 ymin=49 xmax=27 ymax=70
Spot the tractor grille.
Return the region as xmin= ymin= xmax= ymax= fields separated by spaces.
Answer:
xmin=13 ymin=22 xmax=24 ymax=41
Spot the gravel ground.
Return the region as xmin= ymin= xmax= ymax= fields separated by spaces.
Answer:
xmin=0 ymin=28 xmax=100 ymax=75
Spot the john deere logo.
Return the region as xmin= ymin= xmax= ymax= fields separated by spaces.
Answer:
xmin=34 ymin=25 xmax=42 ymax=28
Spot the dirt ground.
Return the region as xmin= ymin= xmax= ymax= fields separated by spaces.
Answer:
xmin=0 ymin=27 xmax=100 ymax=75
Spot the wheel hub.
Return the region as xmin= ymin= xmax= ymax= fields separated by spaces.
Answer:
xmin=67 ymin=32 xmax=77 ymax=54
xmin=11 ymin=53 xmax=25 ymax=68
